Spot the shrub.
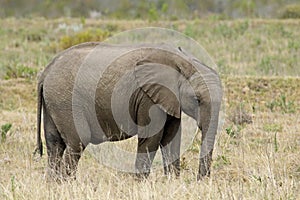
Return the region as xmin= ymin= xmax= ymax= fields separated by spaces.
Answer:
xmin=59 ymin=28 xmax=111 ymax=50
xmin=280 ymin=4 xmax=300 ymax=19
xmin=148 ymin=3 xmax=159 ymax=22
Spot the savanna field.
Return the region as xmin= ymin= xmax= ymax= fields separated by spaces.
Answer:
xmin=0 ymin=18 xmax=299 ymax=199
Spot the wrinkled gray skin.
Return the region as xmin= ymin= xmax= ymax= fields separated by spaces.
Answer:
xmin=36 ymin=42 xmax=222 ymax=181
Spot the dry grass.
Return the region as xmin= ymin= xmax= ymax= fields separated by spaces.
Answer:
xmin=0 ymin=18 xmax=299 ymax=199
xmin=0 ymin=77 xmax=299 ymax=199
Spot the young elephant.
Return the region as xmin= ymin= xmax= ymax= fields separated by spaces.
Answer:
xmin=35 ymin=42 xmax=222 ymax=181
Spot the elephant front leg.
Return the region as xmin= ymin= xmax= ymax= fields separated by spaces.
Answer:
xmin=160 ymin=116 xmax=181 ymax=177
xmin=135 ymin=130 xmax=164 ymax=179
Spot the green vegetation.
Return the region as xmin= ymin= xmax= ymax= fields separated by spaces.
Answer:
xmin=1 ymin=0 xmax=300 ymax=19
xmin=4 ymin=64 xmax=38 ymax=80
xmin=265 ymin=94 xmax=296 ymax=113
xmin=274 ymin=132 xmax=279 ymax=152
xmin=1 ymin=123 xmax=12 ymax=142
xmin=214 ymin=155 xmax=231 ymax=168
xmin=225 ymin=125 xmax=242 ymax=138
xmin=280 ymin=4 xmax=300 ymax=19
xmin=59 ymin=28 xmax=111 ymax=50
xmin=263 ymin=123 xmax=283 ymax=132
xmin=0 ymin=18 xmax=299 ymax=80
xmin=225 ymin=125 xmax=236 ymax=138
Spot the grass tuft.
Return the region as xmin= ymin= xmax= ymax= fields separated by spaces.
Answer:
xmin=1 ymin=123 xmax=12 ymax=142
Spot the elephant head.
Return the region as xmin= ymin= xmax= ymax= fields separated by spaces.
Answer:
xmin=180 ymin=65 xmax=222 ymax=178
xmin=132 ymin=46 xmax=223 ymax=179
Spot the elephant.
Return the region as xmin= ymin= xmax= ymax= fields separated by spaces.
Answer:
xmin=35 ymin=42 xmax=222 ymax=181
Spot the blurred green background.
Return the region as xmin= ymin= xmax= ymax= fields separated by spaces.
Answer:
xmin=1 ymin=0 xmax=300 ymax=19
xmin=0 ymin=0 xmax=299 ymax=79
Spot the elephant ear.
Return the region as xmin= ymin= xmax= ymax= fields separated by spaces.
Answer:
xmin=134 ymin=62 xmax=181 ymax=118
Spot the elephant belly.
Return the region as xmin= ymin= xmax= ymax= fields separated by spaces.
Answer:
xmin=90 ymin=116 xmax=137 ymax=144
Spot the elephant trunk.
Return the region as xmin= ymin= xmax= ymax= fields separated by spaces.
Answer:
xmin=197 ymin=85 xmax=222 ymax=180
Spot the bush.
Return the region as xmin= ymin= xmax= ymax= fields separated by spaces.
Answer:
xmin=59 ymin=29 xmax=111 ymax=50
xmin=280 ymin=4 xmax=300 ymax=19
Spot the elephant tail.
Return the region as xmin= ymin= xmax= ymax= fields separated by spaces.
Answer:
xmin=34 ymin=82 xmax=43 ymax=157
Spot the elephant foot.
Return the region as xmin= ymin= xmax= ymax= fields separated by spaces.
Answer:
xmin=163 ymin=161 xmax=180 ymax=178
xmin=197 ymin=174 xmax=209 ymax=181
xmin=46 ymin=162 xmax=78 ymax=183
xmin=197 ymin=163 xmax=211 ymax=181
xmin=134 ymin=172 xmax=150 ymax=181
xmin=46 ymin=166 xmax=66 ymax=183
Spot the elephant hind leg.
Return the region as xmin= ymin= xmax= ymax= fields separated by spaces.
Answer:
xmin=62 ymin=145 xmax=84 ymax=180
xmin=44 ymin=111 xmax=66 ymax=182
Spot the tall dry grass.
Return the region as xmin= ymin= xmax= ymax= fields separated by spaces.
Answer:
xmin=0 ymin=18 xmax=299 ymax=199
xmin=0 ymin=77 xmax=299 ymax=199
